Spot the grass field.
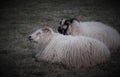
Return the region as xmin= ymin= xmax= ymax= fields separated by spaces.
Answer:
xmin=0 ymin=0 xmax=120 ymax=77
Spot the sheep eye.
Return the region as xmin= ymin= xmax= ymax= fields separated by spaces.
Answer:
xmin=36 ymin=32 xmax=41 ymax=35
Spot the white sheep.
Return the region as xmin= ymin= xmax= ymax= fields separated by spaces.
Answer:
xmin=29 ymin=26 xmax=110 ymax=68
xmin=58 ymin=18 xmax=120 ymax=49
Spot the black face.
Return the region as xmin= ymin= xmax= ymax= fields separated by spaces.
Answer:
xmin=58 ymin=18 xmax=79 ymax=35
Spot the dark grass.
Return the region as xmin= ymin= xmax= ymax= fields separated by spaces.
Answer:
xmin=0 ymin=0 xmax=120 ymax=77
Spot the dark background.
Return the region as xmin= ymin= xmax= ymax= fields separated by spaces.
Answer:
xmin=0 ymin=0 xmax=120 ymax=77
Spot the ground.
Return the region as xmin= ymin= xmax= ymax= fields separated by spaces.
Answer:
xmin=0 ymin=0 xmax=120 ymax=77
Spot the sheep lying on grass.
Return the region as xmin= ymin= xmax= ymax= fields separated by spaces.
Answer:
xmin=28 ymin=26 xmax=110 ymax=68
xmin=58 ymin=18 xmax=120 ymax=49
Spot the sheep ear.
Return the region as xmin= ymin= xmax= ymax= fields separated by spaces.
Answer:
xmin=59 ymin=18 xmax=66 ymax=25
xmin=75 ymin=16 xmax=80 ymax=21
xmin=42 ymin=27 xmax=52 ymax=33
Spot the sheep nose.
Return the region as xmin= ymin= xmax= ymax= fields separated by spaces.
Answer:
xmin=28 ymin=36 xmax=32 ymax=40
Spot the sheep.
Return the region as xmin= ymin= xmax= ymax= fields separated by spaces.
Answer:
xmin=28 ymin=26 xmax=110 ymax=68
xmin=58 ymin=18 xmax=120 ymax=49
